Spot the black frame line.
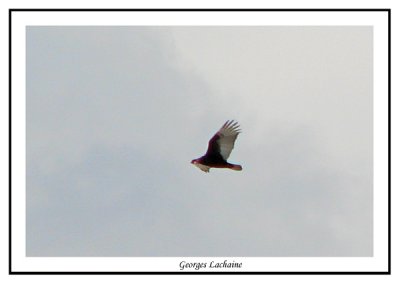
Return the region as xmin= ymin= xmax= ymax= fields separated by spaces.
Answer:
xmin=9 ymin=8 xmax=391 ymax=275
xmin=8 ymin=8 xmax=391 ymax=12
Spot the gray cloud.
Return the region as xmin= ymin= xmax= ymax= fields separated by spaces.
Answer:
xmin=26 ymin=26 xmax=372 ymax=256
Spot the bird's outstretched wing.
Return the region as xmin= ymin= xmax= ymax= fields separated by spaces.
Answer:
xmin=205 ymin=120 xmax=241 ymax=161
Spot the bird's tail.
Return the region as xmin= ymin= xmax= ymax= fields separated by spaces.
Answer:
xmin=230 ymin=164 xmax=242 ymax=171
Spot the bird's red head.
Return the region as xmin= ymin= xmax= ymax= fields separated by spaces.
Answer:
xmin=191 ymin=159 xmax=198 ymax=164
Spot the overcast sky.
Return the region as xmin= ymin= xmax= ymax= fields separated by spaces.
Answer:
xmin=26 ymin=26 xmax=373 ymax=256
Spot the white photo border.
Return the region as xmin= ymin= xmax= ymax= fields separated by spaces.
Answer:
xmin=10 ymin=9 xmax=390 ymax=274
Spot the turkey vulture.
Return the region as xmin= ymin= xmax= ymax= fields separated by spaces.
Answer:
xmin=191 ymin=120 xmax=242 ymax=173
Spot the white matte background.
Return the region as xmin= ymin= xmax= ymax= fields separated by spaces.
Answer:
xmin=1 ymin=0 xmax=396 ymax=283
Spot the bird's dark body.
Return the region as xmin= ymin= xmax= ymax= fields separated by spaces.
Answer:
xmin=197 ymin=153 xmax=232 ymax=168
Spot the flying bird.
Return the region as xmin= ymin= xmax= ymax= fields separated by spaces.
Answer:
xmin=191 ymin=120 xmax=242 ymax=173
